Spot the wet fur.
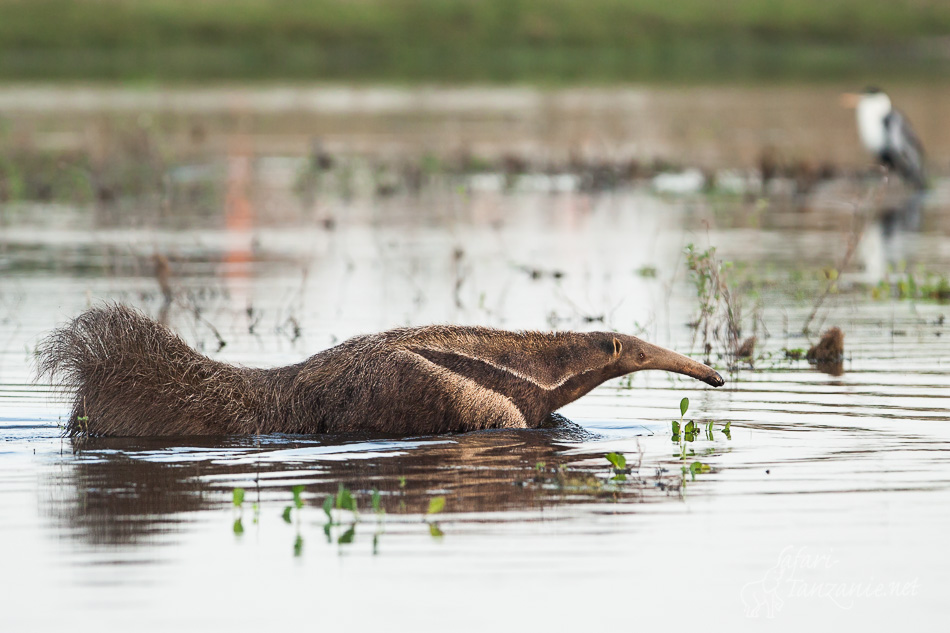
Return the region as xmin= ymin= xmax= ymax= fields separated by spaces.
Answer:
xmin=39 ymin=305 xmax=714 ymax=437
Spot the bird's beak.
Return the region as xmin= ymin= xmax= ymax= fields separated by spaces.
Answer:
xmin=640 ymin=341 xmax=725 ymax=387
xmin=840 ymin=93 xmax=861 ymax=109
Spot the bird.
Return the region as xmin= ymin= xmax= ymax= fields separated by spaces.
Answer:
xmin=842 ymin=87 xmax=927 ymax=190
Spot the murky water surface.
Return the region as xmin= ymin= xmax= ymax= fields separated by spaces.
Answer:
xmin=2 ymin=86 xmax=949 ymax=630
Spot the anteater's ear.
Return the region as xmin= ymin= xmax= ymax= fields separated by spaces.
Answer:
xmin=613 ymin=337 xmax=623 ymax=356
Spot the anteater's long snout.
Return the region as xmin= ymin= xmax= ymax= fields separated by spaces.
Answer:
xmin=642 ymin=341 xmax=725 ymax=387
xmin=701 ymin=369 xmax=726 ymax=387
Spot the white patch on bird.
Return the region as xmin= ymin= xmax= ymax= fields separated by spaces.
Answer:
xmin=856 ymin=92 xmax=892 ymax=155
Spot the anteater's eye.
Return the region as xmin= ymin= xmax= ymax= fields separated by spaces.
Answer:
xmin=638 ymin=352 xmax=646 ymax=361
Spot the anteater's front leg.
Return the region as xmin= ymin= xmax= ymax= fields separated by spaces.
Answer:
xmin=369 ymin=350 xmax=531 ymax=434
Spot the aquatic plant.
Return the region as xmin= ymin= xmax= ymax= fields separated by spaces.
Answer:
xmin=687 ymin=462 xmax=711 ymax=480
xmin=671 ymin=397 xmax=690 ymax=441
xmin=427 ymin=496 xmax=446 ymax=515
xmin=800 ymin=197 xmax=868 ymax=335
xmin=782 ymin=348 xmax=806 ymax=360
xmin=370 ymin=488 xmax=385 ymax=555
xmin=668 ymin=398 xmax=732 ymax=487
xmin=604 ymin=452 xmax=626 ymax=471
xmin=232 ymin=487 xmax=245 ymax=535
xmin=426 ymin=496 xmax=446 ymax=539
xmin=872 ymin=265 xmax=950 ymax=303
xmin=335 ymin=483 xmax=357 ymax=514
xmin=272 ymin=485 xmax=308 ymax=555
xmin=685 ymin=245 xmax=745 ymax=364
xmin=604 ymin=452 xmax=631 ymax=482
xmin=318 ymin=485 xmax=358 ymax=548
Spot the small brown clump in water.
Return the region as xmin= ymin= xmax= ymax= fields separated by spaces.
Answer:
xmin=735 ymin=336 xmax=756 ymax=359
xmin=806 ymin=327 xmax=844 ymax=362
xmin=807 ymin=327 xmax=845 ymax=376
xmin=37 ymin=304 xmax=725 ymax=437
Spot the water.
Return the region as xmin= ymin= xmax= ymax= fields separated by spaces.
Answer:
xmin=1 ymin=85 xmax=949 ymax=630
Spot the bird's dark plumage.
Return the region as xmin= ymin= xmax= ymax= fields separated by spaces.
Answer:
xmin=881 ymin=109 xmax=926 ymax=190
xmin=854 ymin=88 xmax=927 ymax=190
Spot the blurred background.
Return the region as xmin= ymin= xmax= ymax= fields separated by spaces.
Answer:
xmin=2 ymin=0 xmax=949 ymax=218
xmin=3 ymin=0 xmax=950 ymax=83
xmin=1 ymin=0 xmax=949 ymax=336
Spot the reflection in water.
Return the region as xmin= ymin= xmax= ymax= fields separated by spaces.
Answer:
xmin=880 ymin=191 xmax=925 ymax=237
xmin=873 ymin=190 xmax=926 ymax=278
xmin=43 ymin=421 xmax=684 ymax=548
xmin=811 ymin=358 xmax=845 ymax=377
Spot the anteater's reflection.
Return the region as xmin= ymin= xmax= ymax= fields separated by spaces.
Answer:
xmin=42 ymin=421 xmax=667 ymax=547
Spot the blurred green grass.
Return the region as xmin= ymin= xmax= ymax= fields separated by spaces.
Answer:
xmin=1 ymin=0 xmax=949 ymax=83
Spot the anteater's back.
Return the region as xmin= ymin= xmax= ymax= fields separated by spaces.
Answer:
xmin=37 ymin=305 xmax=271 ymax=436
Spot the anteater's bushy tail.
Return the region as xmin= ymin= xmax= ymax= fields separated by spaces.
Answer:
xmin=37 ymin=304 xmax=256 ymax=436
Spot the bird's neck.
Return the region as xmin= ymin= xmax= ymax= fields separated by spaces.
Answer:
xmin=857 ymin=97 xmax=891 ymax=154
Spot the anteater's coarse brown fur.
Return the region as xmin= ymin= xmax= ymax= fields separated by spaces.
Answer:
xmin=38 ymin=305 xmax=724 ymax=437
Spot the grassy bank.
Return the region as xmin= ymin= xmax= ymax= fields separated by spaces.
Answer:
xmin=1 ymin=0 xmax=949 ymax=83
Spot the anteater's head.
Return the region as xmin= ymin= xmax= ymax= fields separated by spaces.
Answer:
xmin=605 ymin=334 xmax=724 ymax=387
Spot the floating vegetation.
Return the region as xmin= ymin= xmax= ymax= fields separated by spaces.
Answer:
xmin=425 ymin=496 xmax=446 ymax=539
xmin=872 ymin=267 xmax=950 ymax=303
xmin=581 ymin=397 xmax=734 ymax=497
xmin=320 ymin=483 xmax=361 ymax=548
xmin=735 ymin=336 xmax=756 ymax=360
xmin=426 ymin=497 xmax=446 ymax=516
xmin=670 ymin=398 xmax=730 ymax=487
xmin=221 ymin=402 xmax=738 ymax=556
xmin=370 ymin=488 xmax=385 ymax=555
xmin=232 ymin=487 xmax=245 ymax=536
xmin=226 ymin=480 xmax=460 ymax=555
xmin=604 ymin=452 xmax=634 ymax=482
xmin=685 ymin=245 xmax=748 ymax=365
xmin=782 ymin=348 xmax=806 ymax=360
xmin=284 ymin=485 xmax=306 ymax=556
